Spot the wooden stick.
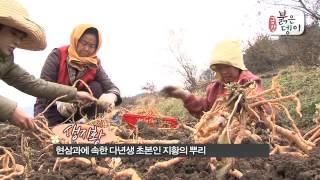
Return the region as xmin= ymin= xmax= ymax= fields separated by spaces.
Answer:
xmin=226 ymin=94 xmax=243 ymax=143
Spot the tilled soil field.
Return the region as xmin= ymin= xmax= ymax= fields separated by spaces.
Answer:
xmin=0 ymin=122 xmax=319 ymax=180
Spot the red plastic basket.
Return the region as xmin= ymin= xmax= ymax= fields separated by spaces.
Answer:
xmin=122 ymin=113 xmax=178 ymax=129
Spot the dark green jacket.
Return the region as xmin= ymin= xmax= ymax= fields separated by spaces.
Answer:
xmin=0 ymin=54 xmax=77 ymax=122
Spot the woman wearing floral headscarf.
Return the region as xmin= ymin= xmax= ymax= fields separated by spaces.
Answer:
xmin=34 ymin=24 xmax=122 ymax=126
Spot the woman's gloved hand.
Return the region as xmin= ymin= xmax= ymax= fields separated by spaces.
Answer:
xmin=97 ymin=93 xmax=117 ymax=112
xmin=56 ymin=101 xmax=77 ymax=117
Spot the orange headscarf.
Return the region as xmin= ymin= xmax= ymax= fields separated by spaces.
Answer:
xmin=68 ymin=24 xmax=102 ymax=70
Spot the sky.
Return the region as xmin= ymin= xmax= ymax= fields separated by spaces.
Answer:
xmin=1 ymin=0 xmax=275 ymax=115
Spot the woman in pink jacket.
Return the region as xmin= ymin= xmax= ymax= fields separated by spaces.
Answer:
xmin=162 ymin=40 xmax=264 ymax=119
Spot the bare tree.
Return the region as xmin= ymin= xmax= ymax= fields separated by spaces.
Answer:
xmin=296 ymin=0 xmax=320 ymax=21
xmin=265 ymin=0 xmax=320 ymax=22
xmin=168 ymin=29 xmax=198 ymax=92
xmin=176 ymin=54 xmax=198 ymax=92
xmin=142 ymin=82 xmax=156 ymax=94
xmin=198 ymin=68 xmax=214 ymax=88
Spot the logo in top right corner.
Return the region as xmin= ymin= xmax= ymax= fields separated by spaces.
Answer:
xmin=268 ymin=9 xmax=305 ymax=36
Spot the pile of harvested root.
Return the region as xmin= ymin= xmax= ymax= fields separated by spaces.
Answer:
xmin=151 ymin=76 xmax=320 ymax=179
xmin=0 ymin=146 xmax=24 ymax=179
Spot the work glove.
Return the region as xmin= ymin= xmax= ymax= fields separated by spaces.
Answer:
xmin=160 ymin=86 xmax=190 ymax=100
xmin=56 ymin=101 xmax=77 ymax=117
xmin=97 ymin=93 xmax=117 ymax=112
